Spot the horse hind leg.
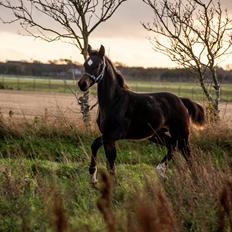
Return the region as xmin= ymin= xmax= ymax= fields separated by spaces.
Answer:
xmin=158 ymin=139 xmax=177 ymax=177
xmin=149 ymin=130 xmax=176 ymax=163
xmin=171 ymin=121 xmax=192 ymax=166
xmin=149 ymin=130 xmax=176 ymax=176
xmin=89 ymin=136 xmax=103 ymax=184
xmin=178 ymin=138 xmax=192 ymax=166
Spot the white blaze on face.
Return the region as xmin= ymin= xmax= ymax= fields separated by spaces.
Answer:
xmin=87 ymin=59 xmax=93 ymax=66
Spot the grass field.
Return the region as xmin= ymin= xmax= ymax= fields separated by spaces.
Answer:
xmin=0 ymin=116 xmax=232 ymax=232
xmin=1 ymin=75 xmax=232 ymax=101
xmin=0 ymin=74 xmax=232 ymax=231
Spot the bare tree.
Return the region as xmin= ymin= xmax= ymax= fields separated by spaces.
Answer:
xmin=143 ymin=0 xmax=232 ymax=120
xmin=0 ymin=0 xmax=127 ymax=127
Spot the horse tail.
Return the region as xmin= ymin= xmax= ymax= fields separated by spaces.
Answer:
xmin=180 ymin=98 xmax=205 ymax=126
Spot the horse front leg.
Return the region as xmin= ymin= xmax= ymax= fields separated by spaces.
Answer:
xmin=103 ymin=140 xmax=117 ymax=176
xmin=89 ymin=136 xmax=103 ymax=184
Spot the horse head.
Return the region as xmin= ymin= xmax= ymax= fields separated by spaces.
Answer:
xmin=78 ymin=45 xmax=106 ymax=92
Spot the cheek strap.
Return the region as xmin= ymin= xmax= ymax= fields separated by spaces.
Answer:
xmin=84 ymin=58 xmax=106 ymax=83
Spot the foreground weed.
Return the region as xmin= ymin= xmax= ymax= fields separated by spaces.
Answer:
xmin=97 ymin=171 xmax=115 ymax=232
xmin=163 ymin=149 xmax=232 ymax=232
xmin=217 ymin=180 xmax=232 ymax=232
xmin=0 ymin=118 xmax=232 ymax=231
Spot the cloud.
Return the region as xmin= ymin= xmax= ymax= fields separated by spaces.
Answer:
xmin=92 ymin=0 xmax=153 ymax=38
xmin=0 ymin=0 xmax=231 ymax=67
xmin=0 ymin=0 xmax=231 ymax=38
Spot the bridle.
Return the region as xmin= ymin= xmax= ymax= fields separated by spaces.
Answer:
xmin=83 ymin=58 xmax=106 ymax=83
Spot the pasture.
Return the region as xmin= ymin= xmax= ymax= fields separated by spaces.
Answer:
xmin=1 ymin=75 xmax=232 ymax=101
xmin=0 ymin=75 xmax=232 ymax=231
xmin=0 ymin=116 xmax=232 ymax=231
xmin=0 ymin=90 xmax=231 ymax=126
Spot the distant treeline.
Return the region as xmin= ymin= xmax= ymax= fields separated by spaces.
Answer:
xmin=0 ymin=61 xmax=79 ymax=78
xmin=119 ymin=66 xmax=232 ymax=83
xmin=0 ymin=60 xmax=232 ymax=82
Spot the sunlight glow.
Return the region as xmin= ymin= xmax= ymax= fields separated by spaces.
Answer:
xmin=0 ymin=31 xmax=232 ymax=68
xmin=0 ymin=32 xmax=176 ymax=68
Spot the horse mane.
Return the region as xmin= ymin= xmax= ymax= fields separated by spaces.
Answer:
xmin=89 ymin=51 xmax=128 ymax=89
xmin=105 ymin=56 xmax=128 ymax=89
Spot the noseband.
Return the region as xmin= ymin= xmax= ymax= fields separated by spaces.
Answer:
xmin=84 ymin=58 xmax=106 ymax=83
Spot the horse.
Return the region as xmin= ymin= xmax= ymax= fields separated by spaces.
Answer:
xmin=78 ymin=45 xmax=205 ymax=183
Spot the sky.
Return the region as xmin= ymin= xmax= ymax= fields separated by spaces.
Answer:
xmin=0 ymin=0 xmax=232 ymax=68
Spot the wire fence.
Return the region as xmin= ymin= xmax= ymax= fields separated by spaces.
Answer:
xmin=0 ymin=75 xmax=232 ymax=125
xmin=0 ymin=75 xmax=232 ymax=102
xmin=0 ymin=75 xmax=76 ymax=93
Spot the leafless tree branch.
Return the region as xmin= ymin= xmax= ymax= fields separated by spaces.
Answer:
xmin=0 ymin=0 xmax=127 ymax=57
xmin=0 ymin=0 xmax=127 ymax=127
xmin=143 ymin=0 xmax=232 ymax=119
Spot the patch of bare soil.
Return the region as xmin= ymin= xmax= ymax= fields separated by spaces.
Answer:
xmin=0 ymin=90 xmax=231 ymax=126
xmin=0 ymin=90 xmax=98 ymax=124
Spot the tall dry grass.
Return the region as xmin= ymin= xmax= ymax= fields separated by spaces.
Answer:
xmin=217 ymin=180 xmax=232 ymax=232
xmin=0 ymin=114 xmax=232 ymax=231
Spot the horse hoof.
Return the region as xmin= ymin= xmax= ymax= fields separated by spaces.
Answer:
xmin=90 ymin=167 xmax=98 ymax=185
xmin=109 ymin=170 xmax=116 ymax=176
xmin=156 ymin=163 xmax=167 ymax=178
xmin=107 ymin=165 xmax=115 ymax=175
xmin=90 ymin=176 xmax=98 ymax=187
xmin=91 ymin=179 xmax=98 ymax=185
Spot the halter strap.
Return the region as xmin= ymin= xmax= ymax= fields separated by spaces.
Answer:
xmin=84 ymin=58 xmax=106 ymax=83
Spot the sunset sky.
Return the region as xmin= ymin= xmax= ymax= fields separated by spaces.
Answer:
xmin=0 ymin=0 xmax=232 ymax=68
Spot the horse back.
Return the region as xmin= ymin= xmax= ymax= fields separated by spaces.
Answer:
xmin=97 ymin=90 xmax=189 ymax=140
xmin=124 ymin=91 xmax=189 ymax=139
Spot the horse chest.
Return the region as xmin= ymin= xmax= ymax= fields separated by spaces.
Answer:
xmin=97 ymin=111 xmax=129 ymax=137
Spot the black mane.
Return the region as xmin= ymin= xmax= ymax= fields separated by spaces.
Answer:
xmin=105 ymin=56 xmax=128 ymax=89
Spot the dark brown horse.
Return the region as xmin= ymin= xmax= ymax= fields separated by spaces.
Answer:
xmin=78 ymin=45 xmax=205 ymax=183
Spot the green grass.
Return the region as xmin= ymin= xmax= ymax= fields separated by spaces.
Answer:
xmin=0 ymin=119 xmax=232 ymax=231
xmin=0 ymin=120 xmax=161 ymax=231
xmin=0 ymin=141 xmax=157 ymax=231
xmin=0 ymin=75 xmax=76 ymax=93
xmin=1 ymin=75 xmax=232 ymax=101
xmin=0 ymin=158 xmax=156 ymax=231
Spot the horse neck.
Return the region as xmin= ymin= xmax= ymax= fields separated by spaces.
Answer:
xmin=97 ymin=60 xmax=121 ymax=110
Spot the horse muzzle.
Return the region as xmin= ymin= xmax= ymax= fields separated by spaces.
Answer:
xmin=78 ymin=75 xmax=94 ymax=92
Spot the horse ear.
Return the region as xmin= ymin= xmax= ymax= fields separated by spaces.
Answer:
xmin=87 ymin=44 xmax=92 ymax=55
xmin=99 ymin=45 xmax=105 ymax=57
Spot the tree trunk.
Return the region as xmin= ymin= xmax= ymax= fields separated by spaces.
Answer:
xmin=78 ymin=38 xmax=91 ymax=129
xmin=201 ymin=68 xmax=220 ymax=122
xmin=196 ymin=66 xmax=220 ymax=122
xmin=211 ymin=68 xmax=220 ymax=121
xmin=79 ymin=90 xmax=90 ymax=128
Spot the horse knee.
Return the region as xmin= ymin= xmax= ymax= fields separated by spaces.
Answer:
xmin=91 ymin=137 xmax=103 ymax=155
